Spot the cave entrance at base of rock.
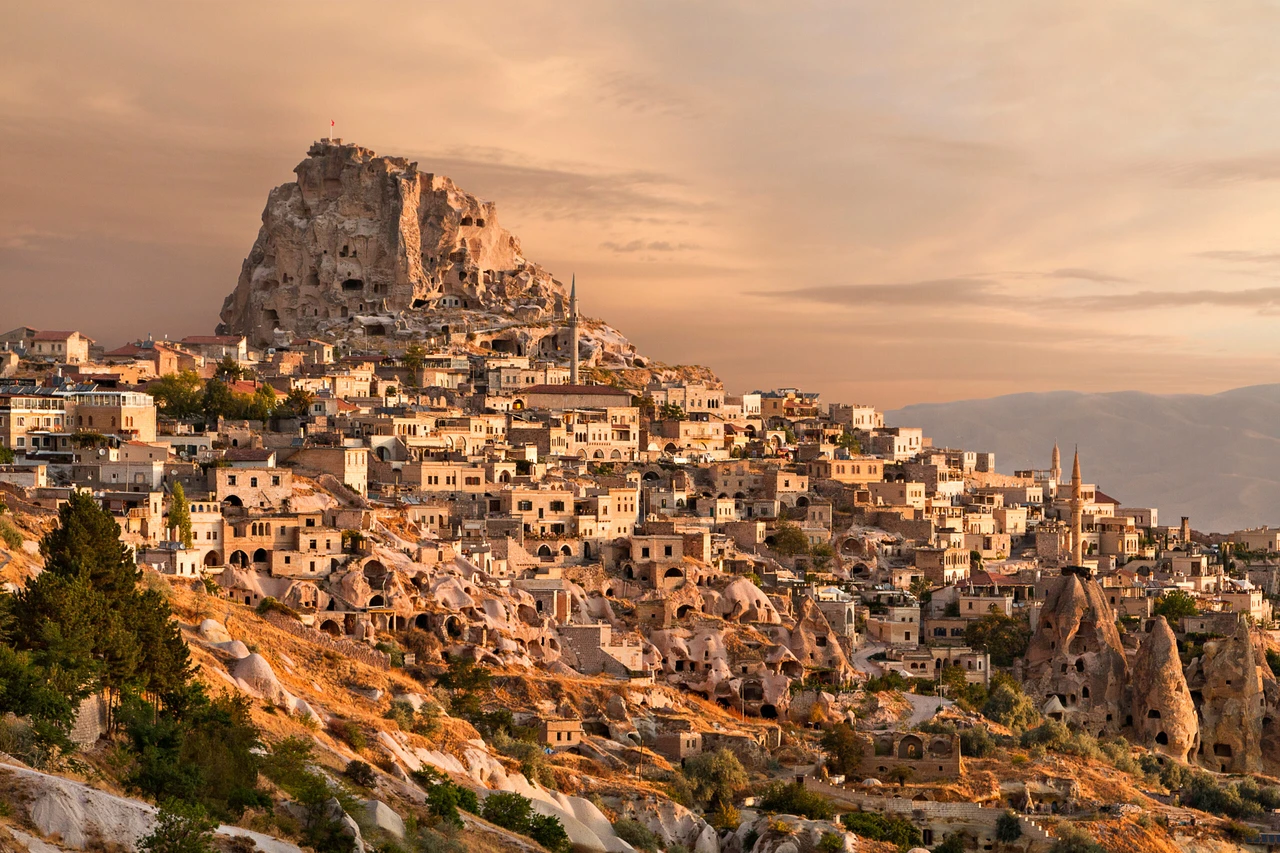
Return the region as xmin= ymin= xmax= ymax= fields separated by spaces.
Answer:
xmin=759 ymin=703 xmax=778 ymax=719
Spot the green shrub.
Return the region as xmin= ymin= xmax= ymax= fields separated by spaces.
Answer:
xmin=480 ymin=791 xmax=571 ymax=853
xmin=0 ymin=519 xmax=22 ymax=549
xmin=254 ymin=596 xmax=298 ymax=619
xmin=327 ymin=718 xmax=367 ymax=751
xmin=1049 ymin=825 xmax=1105 ymax=853
xmin=959 ymin=726 xmax=994 ymax=757
xmin=612 ymin=818 xmax=660 ymax=851
xmin=139 ymin=800 xmax=217 ymax=853
xmin=839 ymin=811 xmax=922 ymax=848
xmin=345 ymin=760 xmax=376 ymax=787
xmin=995 ymin=810 xmax=1022 ymax=842
xmin=756 ymin=782 xmax=833 ymax=820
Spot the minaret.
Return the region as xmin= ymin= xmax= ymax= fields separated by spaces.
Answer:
xmin=568 ymin=275 xmax=580 ymax=385
xmin=1050 ymin=442 xmax=1061 ymax=484
xmin=1070 ymin=447 xmax=1083 ymax=565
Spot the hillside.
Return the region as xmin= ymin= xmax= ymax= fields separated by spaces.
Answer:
xmin=889 ymin=384 xmax=1280 ymax=533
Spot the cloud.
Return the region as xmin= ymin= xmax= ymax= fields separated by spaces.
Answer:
xmin=747 ymin=278 xmax=1002 ymax=307
xmin=1065 ymin=286 xmax=1280 ymax=313
xmin=421 ymin=148 xmax=708 ymax=223
xmin=600 ymin=239 xmax=700 ymax=253
xmin=1196 ymin=250 xmax=1280 ymax=265
xmin=1167 ymin=153 xmax=1280 ymax=186
xmin=1046 ymin=267 xmax=1131 ymax=283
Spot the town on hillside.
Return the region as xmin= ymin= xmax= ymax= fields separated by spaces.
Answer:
xmin=2 ymin=141 xmax=1279 ymax=853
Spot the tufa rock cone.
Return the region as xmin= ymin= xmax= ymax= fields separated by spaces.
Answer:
xmin=1023 ymin=572 xmax=1128 ymax=735
xmin=1130 ymin=616 xmax=1198 ymax=762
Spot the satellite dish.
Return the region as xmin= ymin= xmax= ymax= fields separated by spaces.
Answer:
xmin=98 ymin=448 xmax=107 ymax=456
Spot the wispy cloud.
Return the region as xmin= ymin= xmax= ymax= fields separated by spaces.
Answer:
xmin=1046 ymin=267 xmax=1131 ymax=284
xmin=747 ymin=278 xmax=1002 ymax=306
xmin=601 ymin=239 xmax=700 ymax=253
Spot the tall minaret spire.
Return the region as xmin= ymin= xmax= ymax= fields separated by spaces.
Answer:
xmin=1070 ymin=446 xmax=1083 ymax=565
xmin=568 ymin=275 xmax=580 ymax=385
xmin=1050 ymin=442 xmax=1062 ymax=484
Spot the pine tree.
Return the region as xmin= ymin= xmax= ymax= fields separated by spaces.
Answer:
xmin=169 ymin=482 xmax=193 ymax=548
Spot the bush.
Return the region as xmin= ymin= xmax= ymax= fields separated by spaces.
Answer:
xmin=933 ymin=833 xmax=967 ymax=853
xmin=863 ymin=672 xmax=910 ymax=693
xmin=710 ymin=801 xmax=741 ymax=831
xmin=839 ymin=812 xmax=922 ymax=848
xmin=0 ymin=518 xmax=22 ymax=549
xmin=680 ymin=748 xmax=748 ymax=810
xmin=345 ymin=760 xmax=376 ymax=787
xmin=981 ymin=674 xmax=1039 ymax=731
xmin=817 ymin=833 xmax=844 ymax=853
xmin=493 ymin=731 xmax=552 ymax=786
xmin=1049 ymin=825 xmax=1105 ymax=853
xmin=481 ymin=792 xmax=570 ymax=853
xmin=612 ymin=818 xmax=660 ymax=851
xmin=139 ymin=800 xmax=217 ymax=853
xmin=820 ymin=723 xmax=864 ymax=776
xmin=756 ymin=782 xmax=834 ymax=820
xmin=327 ymin=718 xmax=367 ymax=751
xmin=995 ymin=810 xmax=1022 ymax=842
xmin=416 ymin=768 xmax=479 ymax=828
xmin=385 ymin=700 xmax=416 ymax=731
xmin=959 ymin=726 xmax=995 ymax=758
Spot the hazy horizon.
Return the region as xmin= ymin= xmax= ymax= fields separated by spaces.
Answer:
xmin=8 ymin=3 xmax=1280 ymax=408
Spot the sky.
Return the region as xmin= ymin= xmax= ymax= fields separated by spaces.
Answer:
xmin=6 ymin=3 xmax=1280 ymax=408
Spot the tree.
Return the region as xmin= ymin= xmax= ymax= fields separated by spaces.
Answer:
xmin=148 ymin=371 xmax=204 ymax=419
xmin=836 ymin=431 xmax=861 ymax=454
xmin=213 ymin=357 xmax=245 ymax=382
xmin=981 ymin=674 xmax=1040 ymax=732
xmin=658 ymin=402 xmax=685 ymax=420
xmin=995 ymin=810 xmax=1023 ymax=843
xmin=820 ymin=723 xmax=864 ymax=777
xmin=909 ymin=576 xmax=933 ymax=604
xmin=0 ymin=446 xmax=14 ymax=464
xmin=771 ymin=522 xmax=811 ymax=557
xmin=811 ymin=542 xmax=835 ymax=570
xmin=169 ymin=482 xmax=193 ymax=549
xmin=244 ymin=384 xmax=276 ymax=422
xmin=885 ymin=765 xmax=914 ymax=788
xmin=934 ymin=832 xmax=969 ymax=853
xmin=1153 ymin=590 xmax=1199 ymax=623
xmin=402 ymin=344 xmax=426 ymax=386
xmin=139 ymin=801 xmax=217 ymax=853
xmin=964 ymin=614 xmax=1032 ymax=668
xmin=200 ymin=379 xmax=236 ymax=422
xmin=276 ymin=387 xmax=314 ymax=419
xmin=481 ymin=791 xmax=534 ymax=830
xmin=680 ymin=748 xmax=748 ymax=810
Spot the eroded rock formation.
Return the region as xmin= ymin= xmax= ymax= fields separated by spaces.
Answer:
xmin=1130 ymin=616 xmax=1198 ymax=761
xmin=1186 ymin=616 xmax=1264 ymax=773
xmin=1023 ymin=570 xmax=1128 ymax=734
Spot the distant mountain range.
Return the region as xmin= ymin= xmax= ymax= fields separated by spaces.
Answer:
xmin=888 ymin=384 xmax=1280 ymax=534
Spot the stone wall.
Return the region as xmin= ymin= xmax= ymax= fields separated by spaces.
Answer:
xmin=69 ymin=694 xmax=108 ymax=747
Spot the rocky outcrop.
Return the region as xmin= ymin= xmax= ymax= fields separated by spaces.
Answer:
xmin=1186 ymin=616 xmax=1264 ymax=773
xmin=217 ymin=140 xmax=642 ymax=372
xmin=1130 ymin=616 xmax=1198 ymax=761
xmin=1022 ymin=571 xmax=1128 ymax=734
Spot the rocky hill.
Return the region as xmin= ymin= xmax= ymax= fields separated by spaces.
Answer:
xmin=889 ymin=384 xmax=1280 ymax=533
xmin=217 ymin=140 xmax=662 ymax=376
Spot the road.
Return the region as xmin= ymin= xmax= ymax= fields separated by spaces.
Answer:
xmin=851 ymin=637 xmax=953 ymax=726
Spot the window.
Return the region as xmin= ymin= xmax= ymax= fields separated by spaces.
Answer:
xmin=642 ymin=547 xmax=651 ymax=558
xmin=518 ymin=500 xmax=533 ymax=511
xmin=250 ymin=477 xmax=258 ymax=488
xmin=664 ymin=545 xmax=673 ymax=557
xmin=272 ymin=476 xmax=281 ymax=486
xmin=228 ymin=475 xmax=237 ymax=486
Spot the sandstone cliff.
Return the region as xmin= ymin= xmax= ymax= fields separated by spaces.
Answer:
xmin=1130 ymin=616 xmax=1198 ymax=762
xmin=1022 ymin=571 xmax=1128 ymax=735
